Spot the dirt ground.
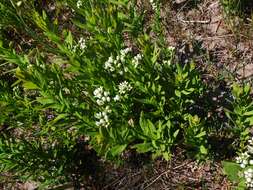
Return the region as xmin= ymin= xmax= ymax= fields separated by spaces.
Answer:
xmin=159 ymin=0 xmax=253 ymax=82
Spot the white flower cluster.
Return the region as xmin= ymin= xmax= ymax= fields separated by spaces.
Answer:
xmin=236 ymin=138 xmax=253 ymax=168
xmin=95 ymin=106 xmax=112 ymax=128
xmin=73 ymin=37 xmax=86 ymax=52
xmin=118 ymin=81 xmax=132 ymax=95
xmin=132 ymin=54 xmax=143 ymax=68
xmin=63 ymin=87 xmax=71 ymax=95
xmin=78 ymin=37 xmax=86 ymax=50
xmin=248 ymin=137 xmax=253 ymax=153
xmin=244 ymin=168 xmax=253 ymax=188
xmin=77 ymin=0 xmax=82 ymax=8
xmin=236 ymin=152 xmax=250 ymax=168
xmin=81 ymin=90 xmax=89 ymax=96
xmin=235 ymin=137 xmax=253 ymax=188
xmin=104 ymin=47 xmax=131 ymax=73
xmin=16 ymin=1 xmax=22 ymax=7
xmin=113 ymin=95 xmax=121 ymax=102
xmin=93 ymin=86 xmax=111 ymax=106
xmin=162 ymin=60 xmax=171 ymax=66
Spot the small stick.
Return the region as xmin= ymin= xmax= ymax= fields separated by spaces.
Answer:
xmin=177 ymin=16 xmax=211 ymax=24
xmin=143 ymin=161 xmax=191 ymax=189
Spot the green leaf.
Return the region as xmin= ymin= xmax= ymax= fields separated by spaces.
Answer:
xmin=237 ymin=179 xmax=247 ymax=190
xmin=15 ymin=67 xmax=25 ymax=79
xmin=110 ymin=144 xmax=127 ymax=157
xmin=175 ymin=90 xmax=181 ymax=97
xmin=244 ymin=84 xmax=251 ymax=94
xmin=162 ymin=152 xmax=171 ymax=161
xmin=244 ymin=110 xmax=253 ymax=116
xmin=195 ymin=131 xmax=206 ymax=138
xmin=245 ymin=117 xmax=253 ymax=125
xmin=182 ymin=90 xmax=192 ymax=95
xmin=108 ymin=0 xmax=127 ymax=6
xmin=36 ymin=97 xmax=55 ymax=105
xmin=23 ymin=81 xmax=39 ymax=90
xmin=133 ymin=142 xmax=153 ymax=153
xmin=139 ymin=112 xmax=148 ymax=135
xmin=199 ymin=145 xmax=208 ymax=154
xmin=51 ymin=114 xmax=68 ymax=124
xmin=173 ymin=129 xmax=179 ymax=138
xmin=65 ymin=31 xmax=73 ymax=47
xmin=147 ymin=120 xmax=157 ymax=139
xmin=222 ymin=161 xmax=241 ymax=183
xmin=232 ymin=83 xmax=242 ymax=98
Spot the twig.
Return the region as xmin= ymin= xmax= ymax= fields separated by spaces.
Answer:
xmin=143 ymin=161 xmax=191 ymax=189
xmin=177 ymin=16 xmax=211 ymax=24
xmin=103 ymin=171 xmax=142 ymax=189
xmin=47 ymin=183 xmax=73 ymax=190
xmin=215 ymin=20 xmax=222 ymax=33
xmin=103 ymin=176 xmax=124 ymax=189
xmin=200 ymin=34 xmax=234 ymax=40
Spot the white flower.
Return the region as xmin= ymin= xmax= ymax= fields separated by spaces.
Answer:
xmin=243 ymin=159 xmax=249 ymax=165
xmin=136 ymin=54 xmax=142 ymax=60
xmin=149 ymin=0 xmax=157 ymax=10
xmin=105 ymin=56 xmax=117 ymax=72
xmin=96 ymin=99 xmax=104 ymax=106
xmin=120 ymin=56 xmax=125 ymax=63
xmin=236 ymin=152 xmax=250 ymax=168
xmin=78 ymin=37 xmax=86 ymax=50
xmin=17 ymin=121 xmax=23 ymax=126
xmin=168 ymin=46 xmax=175 ymax=51
xmin=104 ymin=47 xmax=132 ymax=74
xmin=93 ymin=86 xmax=111 ymax=105
xmin=77 ymin=0 xmax=82 ymax=8
xmin=63 ymin=87 xmax=70 ymax=94
xmin=244 ymin=168 xmax=253 ymax=187
xmin=104 ymin=91 xmax=110 ymax=97
xmin=248 ymin=145 xmax=253 ymax=154
xmin=113 ymin=95 xmax=120 ymax=101
xmin=163 ymin=60 xmax=171 ymax=66
xmin=249 ymin=137 xmax=253 ymax=144
xmin=93 ymin=87 xmax=103 ymax=97
xmin=132 ymin=53 xmax=143 ymax=68
xmin=108 ymin=56 xmax=113 ymax=63
xmin=94 ymin=106 xmax=112 ymax=128
xmin=104 ymin=115 xmax=109 ymax=122
xmin=27 ymin=64 xmax=33 ymax=70
xmin=240 ymin=163 xmax=246 ymax=168
xmin=120 ymin=47 xmax=131 ymax=55
xmin=118 ymin=81 xmax=132 ymax=95
xmin=95 ymin=112 xmax=102 ymax=119
xmin=246 ymin=177 xmax=252 ymax=183
xmin=105 ymin=106 xmax=112 ymax=113
xmin=104 ymin=61 xmax=111 ymax=68
xmin=82 ymin=91 xmax=89 ymax=96
xmin=16 ymin=1 xmax=22 ymax=7
xmin=250 ymin=160 xmax=253 ymax=165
